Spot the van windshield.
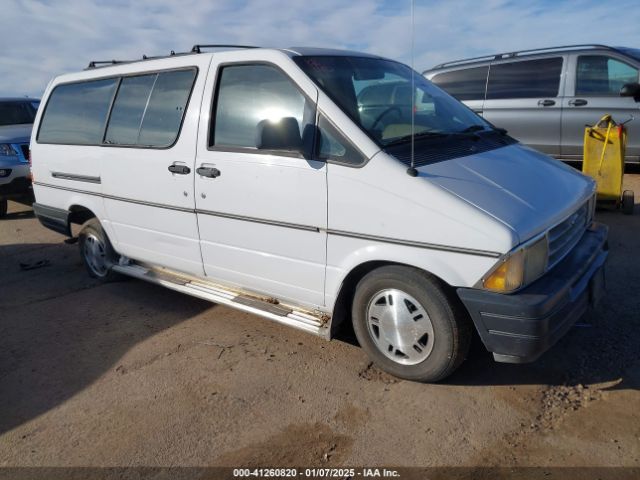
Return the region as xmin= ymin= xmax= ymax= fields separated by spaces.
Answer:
xmin=294 ymin=55 xmax=489 ymax=147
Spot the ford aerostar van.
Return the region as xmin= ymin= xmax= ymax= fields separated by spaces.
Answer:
xmin=30 ymin=46 xmax=608 ymax=381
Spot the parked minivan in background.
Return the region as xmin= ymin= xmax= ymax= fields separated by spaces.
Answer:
xmin=31 ymin=46 xmax=607 ymax=382
xmin=0 ymin=97 xmax=40 ymax=217
xmin=424 ymin=44 xmax=640 ymax=163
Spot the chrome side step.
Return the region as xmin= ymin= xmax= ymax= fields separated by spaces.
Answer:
xmin=112 ymin=263 xmax=331 ymax=338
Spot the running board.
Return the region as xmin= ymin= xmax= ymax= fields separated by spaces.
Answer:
xmin=112 ymin=263 xmax=330 ymax=338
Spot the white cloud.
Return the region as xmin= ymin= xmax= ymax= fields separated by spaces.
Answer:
xmin=1 ymin=0 xmax=639 ymax=98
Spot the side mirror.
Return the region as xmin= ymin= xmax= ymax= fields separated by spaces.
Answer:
xmin=255 ymin=117 xmax=302 ymax=151
xmin=620 ymin=82 xmax=640 ymax=102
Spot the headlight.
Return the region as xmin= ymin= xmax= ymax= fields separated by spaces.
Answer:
xmin=0 ymin=144 xmax=18 ymax=156
xmin=483 ymin=234 xmax=549 ymax=293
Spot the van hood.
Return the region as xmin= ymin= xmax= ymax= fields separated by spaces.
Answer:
xmin=0 ymin=124 xmax=33 ymax=143
xmin=417 ymin=144 xmax=595 ymax=244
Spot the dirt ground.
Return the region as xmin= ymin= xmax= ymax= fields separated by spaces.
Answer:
xmin=0 ymin=175 xmax=639 ymax=475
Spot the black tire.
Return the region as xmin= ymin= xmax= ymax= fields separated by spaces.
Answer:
xmin=622 ymin=190 xmax=634 ymax=215
xmin=0 ymin=198 xmax=7 ymax=218
xmin=351 ymin=265 xmax=472 ymax=382
xmin=78 ymin=218 xmax=121 ymax=281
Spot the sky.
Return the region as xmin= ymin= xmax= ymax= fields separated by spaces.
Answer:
xmin=2 ymin=0 xmax=640 ymax=98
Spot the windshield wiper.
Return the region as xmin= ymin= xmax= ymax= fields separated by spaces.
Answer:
xmin=460 ymin=124 xmax=508 ymax=136
xmin=491 ymin=126 xmax=508 ymax=135
xmin=384 ymin=124 xmax=508 ymax=147
xmin=451 ymin=125 xmax=509 ymax=139
xmin=384 ymin=130 xmax=448 ymax=146
xmin=458 ymin=125 xmax=487 ymax=133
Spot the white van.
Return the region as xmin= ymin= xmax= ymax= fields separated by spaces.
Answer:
xmin=31 ymin=46 xmax=608 ymax=382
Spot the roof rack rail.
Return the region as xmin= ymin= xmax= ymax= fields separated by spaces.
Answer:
xmin=87 ymin=60 xmax=127 ymax=69
xmin=86 ymin=45 xmax=261 ymax=70
xmin=86 ymin=50 xmax=193 ymax=69
xmin=429 ymin=44 xmax=619 ymax=70
xmin=191 ymin=44 xmax=259 ymax=53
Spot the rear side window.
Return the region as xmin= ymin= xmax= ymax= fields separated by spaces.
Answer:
xmin=486 ymin=57 xmax=563 ymax=99
xmin=106 ymin=69 xmax=196 ymax=147
xmin=105 ymin=75 xmax=156 ymax=145
xmin=137 ymin=70 xmax=196 ymax=146
xmin=38 ymin=78 xmax=118 ymax=144
xmin=212 ymin=64 xmax=314 ymax=150
xmin=430 ymin=66 xmax=489 ymax=101
xmin=39 ymin=69 xmax=196 ymax=147
xmin=576 ymin=56 xmax=639 ymax=95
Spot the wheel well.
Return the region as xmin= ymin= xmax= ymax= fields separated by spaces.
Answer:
xmin=68 ymin=205 xmax=96 ymax=227
xmin=329 ymin=261 xmax=460 ymax=338
xmin=329 ymin=261 xmax=392 ymax=337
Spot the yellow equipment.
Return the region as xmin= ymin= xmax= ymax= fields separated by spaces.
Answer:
xmin=582 ymin=114 xmax=634 ymax=215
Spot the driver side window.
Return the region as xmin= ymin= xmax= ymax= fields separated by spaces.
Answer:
xmin=576 ymin=56 xmax=639 ymax=96
xmin=211 ymin=64 xmax=315 ymax=154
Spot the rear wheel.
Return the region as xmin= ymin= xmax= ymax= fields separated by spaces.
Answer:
xmin=78 ymin=218 xmax=120 ymax=281
xmin=622 ymin=190 xmax=634 ymax=215
xmin=351 ymin=265 xmax=472 ymax=382
xmin=0 ymin=198 xmax=7 ymax=218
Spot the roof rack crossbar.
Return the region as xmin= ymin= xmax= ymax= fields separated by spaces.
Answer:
xmin=191 ymin=44 xmax=259 ymax=53
xmin=429 ymin=44 xmax=620 ymax=70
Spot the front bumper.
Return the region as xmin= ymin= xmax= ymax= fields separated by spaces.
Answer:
xmin=457 ymin=222 xmax=608 ymax=363
xmin=0 ymin=162 xmax=31 ymax=196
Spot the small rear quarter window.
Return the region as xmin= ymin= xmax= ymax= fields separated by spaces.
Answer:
xmin=38 ymin=78 xmax=118 ymax=144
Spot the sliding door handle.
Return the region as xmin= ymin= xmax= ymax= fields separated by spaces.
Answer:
xmin=168 ymin=164 xmax=191 ymax=175
xmin=568 ymin=99 xmax=588 ymax=107
xmin=537 ymin=99 xmax=556 ymax=107
xmin=197 ymin=166 xmax=221 ymax=178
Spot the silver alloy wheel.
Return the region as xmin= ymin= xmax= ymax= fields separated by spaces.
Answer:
xmin=366 ymin=288 xmax=435 ymax=365
xmin=83 ymin=232 xmax=109 ymax=277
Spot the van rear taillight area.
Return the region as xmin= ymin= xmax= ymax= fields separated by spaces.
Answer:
xmin=27 ymin=147 xmax=33 ymax=181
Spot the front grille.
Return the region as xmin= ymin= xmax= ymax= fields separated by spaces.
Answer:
xmin=19 ymin=144 xmax=29 ymax=161
xmin=548 ymin=202 xmax=589 ymax=268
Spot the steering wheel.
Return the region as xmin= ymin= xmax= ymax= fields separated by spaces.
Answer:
xmin=371 ymin=106 xmax=402 ymax=131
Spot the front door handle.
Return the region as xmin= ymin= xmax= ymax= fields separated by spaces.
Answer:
xmin=569 ymin=99 xmax=588 ymax=107
xmin=197 ymin=166 xmax=221 ymax=178
xmin=538 ymin=99 xmax=555 ymax=107
xmin=168 ymin=164 xmax=191 ymax=175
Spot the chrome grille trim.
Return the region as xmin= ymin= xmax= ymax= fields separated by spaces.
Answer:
xmin=547 ymin=202 xmax=588 ymax=268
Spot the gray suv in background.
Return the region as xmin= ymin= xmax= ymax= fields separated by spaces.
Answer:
xmin=424 ymin=45 xmax=640 ymax=163
xmin=0 ymin=98 xmax=39 ymax=217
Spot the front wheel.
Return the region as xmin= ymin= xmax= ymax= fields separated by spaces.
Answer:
xmin=78 ymin=218 xmax=121 ymax=281
xmin=351 ymin=265 xmax=472 ymax=382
